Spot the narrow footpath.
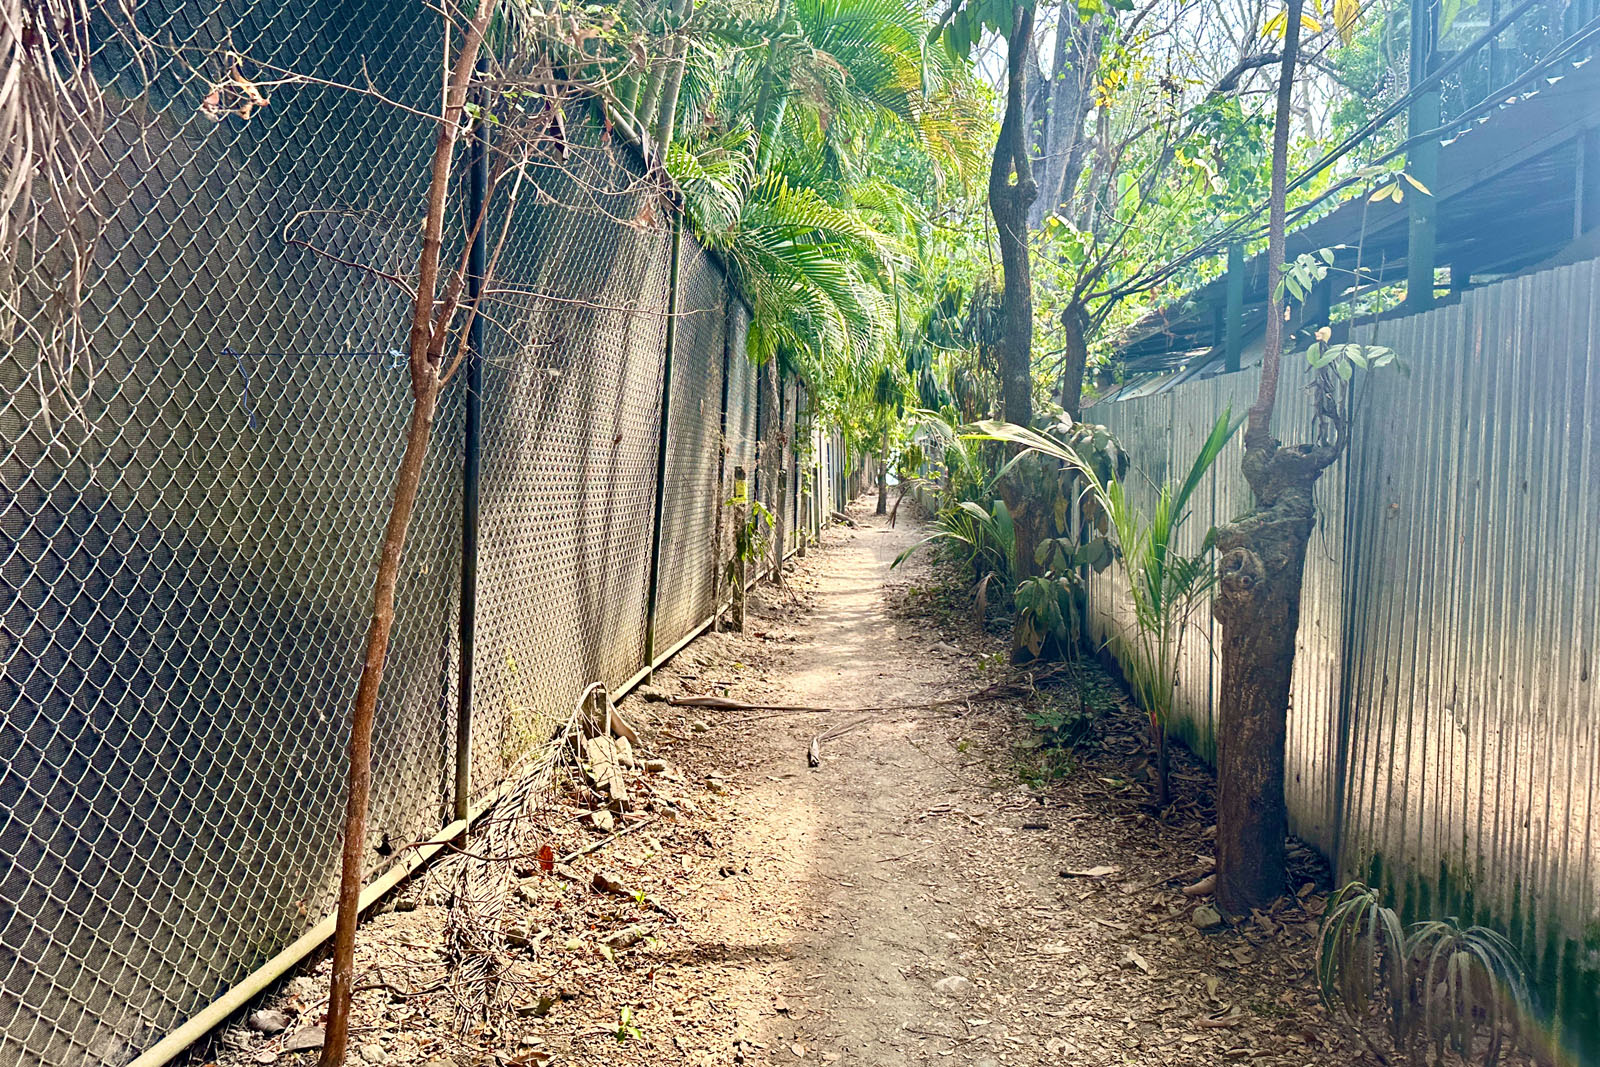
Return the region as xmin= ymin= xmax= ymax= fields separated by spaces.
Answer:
xmin=637 ymin=504 xmax=1361 ymax=1067
xmin=208 ymin=503 xmax=1366 ymax=1067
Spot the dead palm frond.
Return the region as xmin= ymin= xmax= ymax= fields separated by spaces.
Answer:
xmin=1 ymin=0 xmax=144 ymax=419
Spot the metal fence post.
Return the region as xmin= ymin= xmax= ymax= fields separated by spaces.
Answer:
xmin=1405 ymin=0 xmax=1439 ymax=311
xmin=454 ymin=57 xmax=489 ymax=827
xmin=710 ymin=291 xmax=735 ymax=630
xmin=731 ymin=466 xmax=748 ymax=632
xmin=643 ymin=213 xmax=684 ymax=673
xmin=795 ymin=389 xmax=808 ymax=559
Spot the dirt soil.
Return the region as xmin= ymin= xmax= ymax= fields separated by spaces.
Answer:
xmin=204 ymin=502 xmax=1377 ymax=1067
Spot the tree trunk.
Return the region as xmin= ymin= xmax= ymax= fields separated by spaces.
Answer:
xmin=651 ymin=0 xmax=693 ymax=157
xmin=1211 ymin=0 xmax=1334 ymax=918
xmin=320 ymin=8 xmax=493 ymax=1064
xmin=874 ymin=431 xmax=888 ymax=515
xmin=1025 ymin=31 xmax=1047 ymax=161
xmin=1058 ymin=302 xmax=1090 ymax=418
xmin=990 ymin=2 xmax=1039 ymax=428
xmin=1028 ymin=16 xmax=1101 ymax=230
xmin=1213 ymin=460 xmax=1318 ymax=909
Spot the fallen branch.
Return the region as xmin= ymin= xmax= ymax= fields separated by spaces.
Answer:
xmin=670 ymin=661 xmax=1076 ymax=721
xmin=671 ymin=694 xmax=831 ymax=712
xmin=875 ymin=839 xmax=939 ymax=863
xmin=557 ymin=815 xmax=659 ymax=865
xmin=808 ymin=714 xmax=871 ymax=767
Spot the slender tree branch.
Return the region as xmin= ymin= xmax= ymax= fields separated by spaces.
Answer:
xmin=1244 ymin=0 xmax=1302 ymax=453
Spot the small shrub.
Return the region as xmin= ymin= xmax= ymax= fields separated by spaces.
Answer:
xmin=1318 ymin=881 xmax=1536 ymax=1065
xmin=893 ymin=498 xmax=1017 ymax=616
xmin=1024 ymin=700 xmax=1097 ymax=751
xmin=1023 ymin=667 xmax=1121 ymax=757
xmin=1013 ymin=536 xmax=1113 ymax=660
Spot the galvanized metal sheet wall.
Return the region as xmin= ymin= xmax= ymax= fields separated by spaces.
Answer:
xmin=1339 ymin=266 xmax=1600 ymax=1048
xmin=1089 ymin=260 xmax=1600 ymax=1053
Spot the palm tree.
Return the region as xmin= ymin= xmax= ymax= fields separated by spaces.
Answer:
xmin=661 ymin=0 xmax=984 ymax=553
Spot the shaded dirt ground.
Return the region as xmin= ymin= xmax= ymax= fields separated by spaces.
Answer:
xmin=204 ymin=501 xmax=1374 ymax=1067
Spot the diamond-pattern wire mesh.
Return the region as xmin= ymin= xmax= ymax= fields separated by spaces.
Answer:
xmin=652 ymin=243 xmax=728 ymax=653
xmin=464 ymin=122 xmax=673 ymax=796
xmin=783 ymin=378 xmax=799 ymax=554
xmin=1 ymin=0 xmax=459 ymax=1063
xmin=0 ymin=1 xmax=850 ymax=1061
xmin=723 ymin=304 xmax=758 ymax=511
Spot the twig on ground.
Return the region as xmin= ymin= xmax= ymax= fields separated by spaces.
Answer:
xmin=808 ymin=714 xmax=872 ymax=767
xmin=875 ymin=840 xmax=939 ymax=863
xmin=557 ymin=816 xmax=659 ymax=865
xmin=670 ymin=661 xmax=1076 ymax=723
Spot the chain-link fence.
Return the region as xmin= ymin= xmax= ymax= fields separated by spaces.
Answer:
xmin=0 ymin=2 xmax=842 ymax=1064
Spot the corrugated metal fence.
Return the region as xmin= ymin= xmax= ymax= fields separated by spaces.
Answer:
xmin=0 ymin=0 xmax=848 ymax=1062
xmin=1088 ymin=258 xmax=1600 ymax=1053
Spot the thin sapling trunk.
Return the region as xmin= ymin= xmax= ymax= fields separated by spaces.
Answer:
xmin=875 ymin=429 xmax=888 ymax=515
xmin=320 ymin=8 xmax=493 ymax=1063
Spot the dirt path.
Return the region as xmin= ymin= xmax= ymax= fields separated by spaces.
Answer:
xmin=689 ymin=512 xmax=991 ymax=1065
xmin=642 ymin=505 xmax=1360 ymax=1066
xmin=208 ymin=502 xmax=1365 ymax=1067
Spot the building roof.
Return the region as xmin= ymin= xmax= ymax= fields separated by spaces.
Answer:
xmin=1111 ymin=54 xmax=1600 ymax=378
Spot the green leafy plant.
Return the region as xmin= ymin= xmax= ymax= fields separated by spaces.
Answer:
xmin=1305 ymin=331 xmax=1398 ymax=381
xmin=1025 ymin=667 xmax=1120 ymax=753
xmin=1318 ymin=882 xmax=1536 ymax=1065
xmin=970 ymin=409 xmax=1238 ymax=808
xmin=991 ymin=414 xmax=1125 ymax=664
xmin=908 ymin=409 xmax=993 ymax=510
xmin=1274 ymin=244 xmax=1401 ymax=382
xmin=614 ymin=1005 xmax=643 ymax=1043
xmin=1012 ymin=536 xmax=1112 ymax=659
xmin=724 ymin=499 xmax=775 ymax=588
xmin=887 ymin=440 xmax=933 ymax=525
xmin=1273 ymin=247 xmax=1336 ymax=305
xmin=892 ymin=498 xmax=1016 ymax=621
xmin=1319 ymin=882 xmax=1409 ymax=1048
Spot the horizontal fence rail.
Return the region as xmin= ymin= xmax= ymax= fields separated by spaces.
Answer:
xmin=0 ymin=1 xmax=850 ymax=1063
xmin=1087 ymin=258 xmax=1600 ymax=1056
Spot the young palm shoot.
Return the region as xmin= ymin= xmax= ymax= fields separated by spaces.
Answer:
xmin=1318 ymin=882 xmax=1537 ymax=1065
xmin=971 ymin=411 xmax=1238 ymax=808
